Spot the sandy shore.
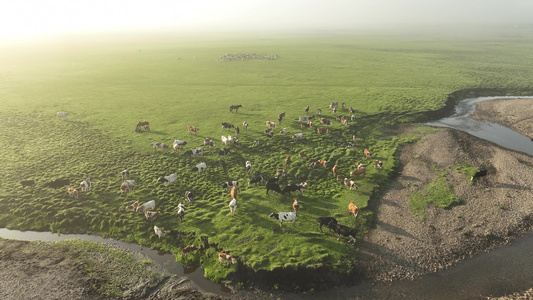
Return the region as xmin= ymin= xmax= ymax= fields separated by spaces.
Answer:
xmin=357 ymin=98 xmax=533 ymax=297
xmin=1 ymin=98 xmax=532 ymax=299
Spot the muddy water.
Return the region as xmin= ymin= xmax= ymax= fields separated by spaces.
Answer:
xmin=426 ymin=96 xmax=533 ymax=156
xmin=1 ymin=96 xmax=532 ymax=299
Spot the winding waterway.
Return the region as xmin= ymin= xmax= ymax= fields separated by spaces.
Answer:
xmin=1 ymin=96 xmax=532 ymax=299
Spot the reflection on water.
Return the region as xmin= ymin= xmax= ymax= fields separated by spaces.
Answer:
xmin=426 ymin=96 xmax=533 ymax=156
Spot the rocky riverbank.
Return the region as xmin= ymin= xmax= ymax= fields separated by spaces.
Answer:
xmin=1 ymin=98 xmax=532 ymax=299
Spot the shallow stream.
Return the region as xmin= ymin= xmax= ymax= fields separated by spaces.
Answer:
xmin=1 ymin=96 xmax=532 ymax=299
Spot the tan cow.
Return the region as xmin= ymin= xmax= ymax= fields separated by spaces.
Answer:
xmin=317 ymin=127 xmax=328 ymax=135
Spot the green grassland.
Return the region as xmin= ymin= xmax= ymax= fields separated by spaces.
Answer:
xmin=1 ymin=29 xmax=533 ymax=287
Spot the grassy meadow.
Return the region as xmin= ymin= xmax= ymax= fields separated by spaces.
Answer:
xmin=1 ymin=29 xmax=533 ymax=286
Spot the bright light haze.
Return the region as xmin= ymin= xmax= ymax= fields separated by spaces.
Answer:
xmin=1 ymin=0 xmax=532 ymax=43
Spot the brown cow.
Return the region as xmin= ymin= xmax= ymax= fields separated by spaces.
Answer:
xmin=230 ymin=186 xmax=237 ymax=200
xmin=332 ymin=164 xmax=339 ymax=176
xmin=292 ymin=198 xmax=300 ymax=214
xmin=316 ymin=160 xmax=327 ymax=168
xmin=364 ymin=148 xmax=372 ymax=158
xmin=266 ymin=121 xmax=276 ymax=128
xmin=317 ymin=127 xmax=328 ymax=135
xmin=187 ymin=125 xmax=199 ymax=134
xmin=285 ymin=156 xmax=292 ymax=167
xmin=350 ymin=167 xmax=366 ymax=178
xmin=67 ymin=187 xmax=79 ymax=199
xmin=348 ymin=202 xmax=359 ymax=218
xmin=182 ymin=245 xmax=199 ymax=258
xmin=218 ymin=252 xmax=236 ymax=265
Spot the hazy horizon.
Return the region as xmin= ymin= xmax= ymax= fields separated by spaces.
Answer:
xmin=2 ymin=0 xmax=533 ymax=44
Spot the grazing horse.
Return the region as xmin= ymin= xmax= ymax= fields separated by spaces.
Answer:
xmin=230 ymin=105 xmax=242 ymax=112
xmin=136 ymin=121 xmax=149 ymax=131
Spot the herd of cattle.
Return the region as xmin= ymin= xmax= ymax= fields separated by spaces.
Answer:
xmin=20 ymin=105 xmax=386 ymax=267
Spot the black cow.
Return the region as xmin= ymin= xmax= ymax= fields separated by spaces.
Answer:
xmin=266 ymin=177 xmax=279 ymax=185
xmin=222 ymin=122 xmax=234 ymax=129
xmin=327 ymin=223 xmax=358 ymax=243
xmin=248 ymin=175 xmax=264 ymax=187
xmin=20 ymin=179 xmax=37 ymax=188
xmin=471 ymin=169 xmax=488 ymax=181
xmin=282 ymin=184 xmax=302 ymax=195
xmin=235 ymin=127 xmax=240 ymax=136
xmin=266 ymin=182 xmax=282 ymax=195
xmin=316 ymin=217 xmax=339 ymax=232
xmin=44 ymin=178 xmax=70 ymax=189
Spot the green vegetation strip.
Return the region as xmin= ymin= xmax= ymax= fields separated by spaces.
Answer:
xmin=409 ymin=172 xmax=461 ymax=221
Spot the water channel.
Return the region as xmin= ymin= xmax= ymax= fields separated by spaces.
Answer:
xmin=1 ymin=96 xmax=532 ymax=299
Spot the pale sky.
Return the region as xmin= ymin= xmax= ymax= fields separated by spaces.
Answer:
xmin=1 ymin=0 xmax=532 ymax=42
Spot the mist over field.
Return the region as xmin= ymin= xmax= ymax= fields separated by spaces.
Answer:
xmin=1 ymin=0 xmax=532 ymax=44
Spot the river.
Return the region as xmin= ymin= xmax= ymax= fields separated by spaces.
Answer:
xmin=1 ymin=96 xmax=532 ymax=299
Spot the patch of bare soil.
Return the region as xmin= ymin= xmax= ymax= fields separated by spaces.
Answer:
xmin=357 ymin=98 xmax=533 ymax=298
xmin=0 ymin=238 xmax=228 ymax=300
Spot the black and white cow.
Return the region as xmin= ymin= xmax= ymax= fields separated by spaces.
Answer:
xmin=221 ymin=180 xmax=239 ymax=191
xmin=204 ymin=138 xmax=216 ymax=147
xmin=316 ymin=217 xmax=339 ymax=232
xmin=248 ymin=175 xmax=264 ymax=187
xmin=191 ymin=162 xmax=207 ymax=174
xmin=184 ymin=147 xmax=204 ymax=157
xmin=282 ymin=184 xmax=302 ymax=196
xmin=218 ymin=148 xmax=230 ymax=157
xmin=471 ymin=169 xmax=488 ymax=181
xmin=269 ymin=212 xmax=297 ymax=227
xmin=121 ymin=170 xmax=129 ymax=179
xmin=157 ymin=173 xmax=177 ymax=185
xmin=327 ymin=223 xmax=358 ymax=243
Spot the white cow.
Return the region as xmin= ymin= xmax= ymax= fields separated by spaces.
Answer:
xmin=154 ymin=225 xmax=164 ymax=238
xmin=229 ymin=199 xmax=237 ymax=216
xmin=137 ymin=200 xmax=155 ymax=212
xmin=57 ymin=112 xmax=69 ymax=119
xmin=80 ymin=178 xmax=92 ymax=192
xmin=292 ymin=133 xmax=303 ymax=140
